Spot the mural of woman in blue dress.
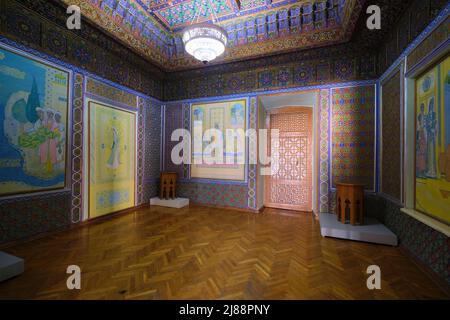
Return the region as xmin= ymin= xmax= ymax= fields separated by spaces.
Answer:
xmin=107 ymin=127 xmax=120 ymax=170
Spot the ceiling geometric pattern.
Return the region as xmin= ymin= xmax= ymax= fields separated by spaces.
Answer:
xmin=151 ymin=0 xmax=236 ymax=29
xmin=135 ymin=0 xmax=317 ymax=30
xmin=60 ymin=0 xmax=365 ymax=71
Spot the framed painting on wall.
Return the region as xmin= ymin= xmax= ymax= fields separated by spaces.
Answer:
xmin=88 ymin=100 xmax=136 ymax=219
xmin=191 ymin=99 xmax=247 ymax=181
xmin=415 ymin=55 xmax=450 ymax=225
xmin=0 ymin=45 xmax=70 ymax=197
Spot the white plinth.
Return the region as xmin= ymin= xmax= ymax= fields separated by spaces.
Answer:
xmin=150 ymin=197 xmax=189 ymax=208
xmin=319 ymin=213 xmax=398 ymax=246
xmin=0 ymin=251 xmax=24 ymax=282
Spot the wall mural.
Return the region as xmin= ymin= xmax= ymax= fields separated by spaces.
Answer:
xmin=88 ymin=100 xmax=136 ymax=218
xmin=381 ymin=69 xmax=402 ymax=202
xmin=191 ymin=99 xmax=246 ymax=181
xmin=0 ymin=46 xmax=69 ymax=196
xmin=331 ymin=85 xmax=375 ymax=191
xmin=415 ymin=55 xmax=450 ymax=225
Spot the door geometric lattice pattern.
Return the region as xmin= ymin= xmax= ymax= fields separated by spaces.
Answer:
xmin=271 ymin=136 xmax=308 ymax=181
xmin=266 ymin=109 xmax=313 ymax=212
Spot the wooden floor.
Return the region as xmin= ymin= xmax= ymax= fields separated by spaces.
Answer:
xmin=0 ymin=205 xmax=448 ymax=300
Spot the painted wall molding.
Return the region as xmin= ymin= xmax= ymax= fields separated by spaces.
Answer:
xmin=167 ymin=80 xmax=378 ymax=105
xmin=379 ymin=3 xmax=450 ymax=83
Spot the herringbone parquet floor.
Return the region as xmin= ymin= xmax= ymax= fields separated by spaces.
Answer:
xmin=0 ymin=206 xmax=447 ymax=299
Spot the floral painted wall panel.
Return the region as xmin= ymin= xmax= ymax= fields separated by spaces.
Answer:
xmin=0 ymin=46 xmax=69 ymax=196
xmin=164 ymin=103 xmax=184 ymax=177
xmin=407 ymin=15 xmax=449 ymax=73
xmin=88 ymin=101 xmax=136 ymax=218
xmin=142 ymin=98 xmax=161 ymax=203
xmin=377 ymin=0 xmax=448 ymax=75
xmin=86 ymin=78 xmax=138 ymax=109
xmin=331 ymin=86 xmax=376 ymax=191
xmin=415 ymin=55 xmax=450 ymax=225
xmin=0 ymin=191 xmax=71 ymax=244
xmin=178 ymin=181 xmax=248 ymax=209
xmin=164 ymin=45 xmax=378 ymax=101
xmin=381 ymin=70 xmax=402 ymax=201
xmin=366 ymin=195 xmax=450 ymax=285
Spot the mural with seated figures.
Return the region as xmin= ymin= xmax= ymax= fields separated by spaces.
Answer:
xmin=0 ymin=46 xmax=69 ymax=196
xmin=415 ymin=55 xmax=450 ymax=225
xmin=191 ymin=99 xmax=246 ymax=181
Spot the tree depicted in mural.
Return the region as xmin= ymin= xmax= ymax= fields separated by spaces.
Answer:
xmin=25 ymin=77 xmax=40 ymax=124
xmin=11 ymin=98 xmax=28 ymax=133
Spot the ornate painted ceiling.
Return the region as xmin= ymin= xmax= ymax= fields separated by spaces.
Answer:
xmin=61 ymin=0 xmax=365 ymax=71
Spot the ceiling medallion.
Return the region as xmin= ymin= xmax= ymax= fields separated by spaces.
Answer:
xmin=182 ymin=0 xmax=228 ymax=64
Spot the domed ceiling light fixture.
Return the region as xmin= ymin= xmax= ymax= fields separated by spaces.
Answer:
xmin=182 ymin=0 xmax=228 ymax=64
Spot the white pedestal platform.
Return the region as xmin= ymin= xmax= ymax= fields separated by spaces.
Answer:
xmin=0 ymin=251 xmax=24 ymax=282
xmin=150 ymin=197 xmax=189 ymax=208
xmin=319 ymin=213 xmax=398 ymax=246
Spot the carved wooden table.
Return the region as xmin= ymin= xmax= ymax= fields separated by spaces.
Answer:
xmin=159 ymin=172 xmax=177 ymax=200
xmin=335 ymin=183 xmax=365 ymax=225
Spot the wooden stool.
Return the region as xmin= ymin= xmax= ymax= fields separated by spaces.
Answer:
xmin=159 ymin=172 xmax=177 ymax=200
xmin=335 ymin=183 xmax=365 ymax=225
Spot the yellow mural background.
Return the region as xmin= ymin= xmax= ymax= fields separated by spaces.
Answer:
xmin=415 ymin=56 xmax=450 ymax=225
xmin=88 ymin=101 xmax=136 ymax=218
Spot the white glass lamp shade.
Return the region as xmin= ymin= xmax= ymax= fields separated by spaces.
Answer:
xmin=182 ymin=23 xmax=228 ymax=63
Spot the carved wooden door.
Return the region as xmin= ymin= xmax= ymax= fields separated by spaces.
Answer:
xmin=265 ymin=107 xmax=313 ymax=212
